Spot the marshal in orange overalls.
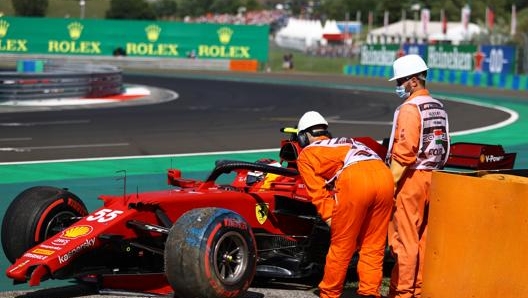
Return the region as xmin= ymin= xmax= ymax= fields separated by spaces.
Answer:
xmin=297 ymin=137 xmax=394 ymax=298
xmin=387 ymin=89 xmax=450 ymax=298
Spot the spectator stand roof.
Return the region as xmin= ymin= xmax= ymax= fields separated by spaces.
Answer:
xmin=367 ymin=20 xmax=482 ymax=45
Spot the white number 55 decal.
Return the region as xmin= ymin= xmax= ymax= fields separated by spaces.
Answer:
xmin=86 ymin=209 xmax=124 ymax=223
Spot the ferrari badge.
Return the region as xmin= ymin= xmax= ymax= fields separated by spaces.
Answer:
xmin=255 ymin=203 xmax=269 ymax=224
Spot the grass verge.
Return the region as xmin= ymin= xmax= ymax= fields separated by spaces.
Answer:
xmin=267 ymin=43 xmax=359 ymax=74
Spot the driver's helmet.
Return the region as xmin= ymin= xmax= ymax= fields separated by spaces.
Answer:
xmin=247 ymin=158 xmax=282 ymax=186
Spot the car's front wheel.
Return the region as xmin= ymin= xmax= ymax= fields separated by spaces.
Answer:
xmin=1 ymin=186 xmax=88 ymax=264
xmin=164 ymin=207 xmax=256 ymax=298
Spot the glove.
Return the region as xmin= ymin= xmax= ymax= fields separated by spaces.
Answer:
xmin=390 ymin=160 xmax=408 ymax=190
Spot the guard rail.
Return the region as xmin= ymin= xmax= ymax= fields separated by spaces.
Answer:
xmin=0 ymin=60 xmax=123 ymax=101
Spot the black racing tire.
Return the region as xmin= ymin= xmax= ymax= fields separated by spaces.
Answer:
xmin=164 ymin=207 xmax=257 ymax=298
xmin=1 ymin=186 xmax=88 ymax=264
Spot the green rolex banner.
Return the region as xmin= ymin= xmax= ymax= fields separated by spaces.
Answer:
xmin=0 ymin=16 xmax=269 ymax=63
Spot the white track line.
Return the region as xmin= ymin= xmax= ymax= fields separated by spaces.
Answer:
xmin=0 ymin=148 xmax=280 ymax=165
xmin=0 ymin=120 xmax=91 ymax=127
xmin=0 ymin=137 xmax=32 ymax=142
xmin=442 ymin=96 xmax=519 ymax=136
xmin=0 ymin=143 xmax=130 ymax=153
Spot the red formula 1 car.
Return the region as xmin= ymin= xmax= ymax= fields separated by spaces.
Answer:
xmin=1 ymin=128 xmax=517 ymax=297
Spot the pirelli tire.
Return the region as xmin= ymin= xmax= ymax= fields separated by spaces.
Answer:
xmin=164 ymin=207 xmax=257 ymax=298
xmin=1 ymin=186 xmax=88 ymax=264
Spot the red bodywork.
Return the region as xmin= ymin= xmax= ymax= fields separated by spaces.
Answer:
xmin=5 ymin=135 xmax=315 ymax=295
xmin=6 ymin=176 xmax=313 ymax=294
xmin=4 ymin=134 xmax=517 ymax=295
xmin=446 ymin=142 xmax=516 ymax=170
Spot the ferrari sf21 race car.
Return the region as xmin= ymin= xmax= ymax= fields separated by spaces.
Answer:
xmin=1 ymin=128 xmax=517 ymax=297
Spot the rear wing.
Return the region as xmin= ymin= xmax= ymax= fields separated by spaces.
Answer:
xmin=279 ymin=129 xmax=516 ymax=171
xmin=445 ymin=142 xmax=516 ymax=170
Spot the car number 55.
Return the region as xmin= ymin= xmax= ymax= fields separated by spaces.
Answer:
xmin=87 ymin=209 xmax=124 ymax=223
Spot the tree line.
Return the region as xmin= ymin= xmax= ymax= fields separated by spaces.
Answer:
xmin=10 ymin=0 xmax=528 ymax=35
xmin=11 ymin=0 xmax=261 ymax=19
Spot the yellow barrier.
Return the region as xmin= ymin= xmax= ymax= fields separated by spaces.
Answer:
xmin=423 ymin=171 xmax=528 ymax=298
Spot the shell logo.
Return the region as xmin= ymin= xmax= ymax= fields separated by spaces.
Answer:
xmin=61 ymin=225 xmax=93 ymax=239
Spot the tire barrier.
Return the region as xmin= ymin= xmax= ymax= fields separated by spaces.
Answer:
xmin=343 ymin=64 xmax=528 ymax=91
xmin=0 ymin=60 xmax=123 ymax=101
xmin=0 ymin=53 xmax=259 ymax=74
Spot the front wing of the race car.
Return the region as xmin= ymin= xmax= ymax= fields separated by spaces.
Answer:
xmin=6 ymin=206 xmax=151 ymax=286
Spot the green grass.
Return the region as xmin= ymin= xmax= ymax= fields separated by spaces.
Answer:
xmin=0 ymin=0 xmax=111 ymax=19
xmin=267 ymin=43 xmax=358 ymax=74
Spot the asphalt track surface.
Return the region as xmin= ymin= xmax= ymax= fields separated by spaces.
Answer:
xmin=0 ymin=71 xmax=521 ymax=163
xmin=0 ymin=70 xmax=526 ymax=298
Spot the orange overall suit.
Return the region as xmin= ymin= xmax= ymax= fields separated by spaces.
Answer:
xmin=297 ymin=137 xmax=394 ymax=298
xmin=387 ymin=89 xmax=449 ymax=298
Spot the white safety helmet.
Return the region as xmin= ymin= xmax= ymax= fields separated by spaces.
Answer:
xmin=297 ymin=111 xmax=328 ymax=132
xmin=389 ymin=54 xmax=429 ymax=81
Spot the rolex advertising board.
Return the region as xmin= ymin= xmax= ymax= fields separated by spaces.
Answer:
xmin=0 ymin=17 xmax=269 ymax=63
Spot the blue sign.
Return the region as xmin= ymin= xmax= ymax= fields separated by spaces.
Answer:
xmin=480 ymin=45 xmax=516 ymax=74
xmin=402 ymin=44 xmax=428 ymax=58
xmin=337 ymin=22 xmax=361 ymax=34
